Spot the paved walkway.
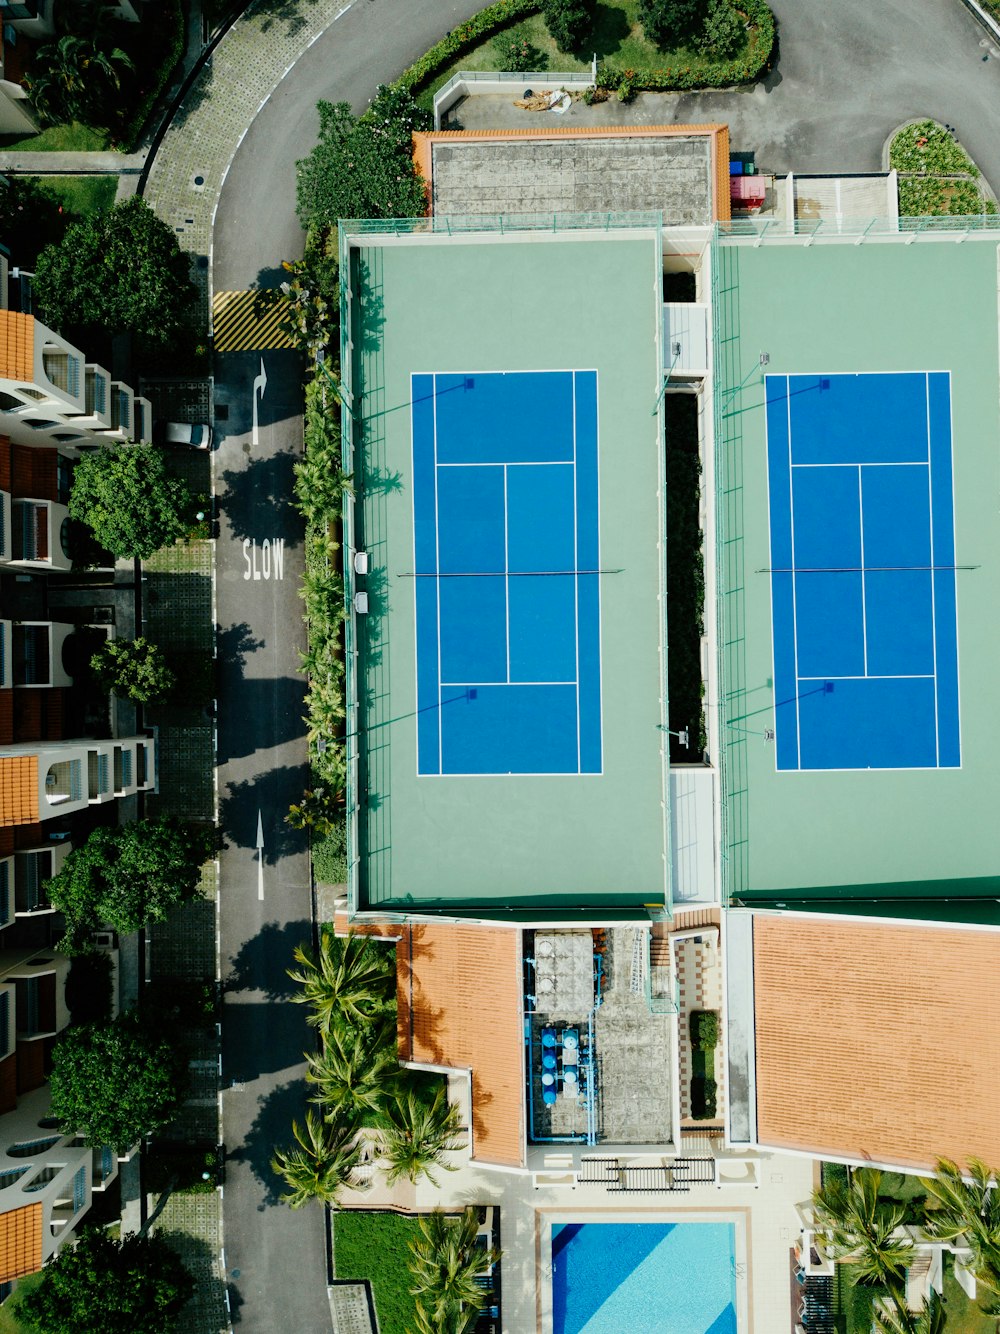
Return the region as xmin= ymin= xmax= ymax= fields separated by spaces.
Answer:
xmin=142 ymin=0 xmax=355 ymax=318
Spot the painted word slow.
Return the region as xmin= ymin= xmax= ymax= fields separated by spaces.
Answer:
xmin=242 ymin=538 xmax=285 ymax=581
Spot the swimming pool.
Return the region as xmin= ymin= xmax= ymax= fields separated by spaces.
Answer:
xmin=551 ymin=1221 xmax=737 ymax=1334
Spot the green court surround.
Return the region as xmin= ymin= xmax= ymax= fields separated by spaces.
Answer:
xmin=713 ymin=235 xmax=1000 ymax=908
xmin=342 ymin=228 xmax=670 ymax=915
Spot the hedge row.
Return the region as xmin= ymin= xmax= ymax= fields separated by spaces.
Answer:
xmin=395 ymin=0 xmax=541 ymax=93
xmin=689 ymin=1009 xmax=719 ymax=1052
xmin=394 ymin=0 xmax=776 ymax=99
xmin=119 ymin=0 xmax=186 ymax=153
xmin=597 ymin=0 xmax=776 ymax=91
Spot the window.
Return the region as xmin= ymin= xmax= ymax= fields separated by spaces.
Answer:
xmin=0 ymin=862 xmax=9 ymax=926
xmin=7 ymin=1136 xmax=59 ymax=1158
xmin=72 ymin=1166 xmax=86 ymax=1213
xmin=121 ymin=751 xmax=132 ymax=789
xmin=97 ymin=753 xmax=109 ymax=793
xmin=0 ymin=1169 xmax=27 ymax=1190
xmin=23 ymin=1166 xmax=59 ymax=1193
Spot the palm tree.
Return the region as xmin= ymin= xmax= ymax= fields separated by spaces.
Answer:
xmin=27 ymin=35 xmax=133 ymax=126
xmin=270 ymin=1110 xmax=363 ymax=1209
xmin=873 ymin=1289 xmax=946 ymax=1334
xmin=812 ymin=1168 xmax=914 ymax=1289
xmin=920 ymin=1158 xmax=1000 ymax=1305
xmin=380 ymin=1085 xmax=465 ymax=1187
xmin=408 ymin=1208 xmax=500 ymax=1333
xmin=305 ymin=1019 xmax=399 ymax=1119
xmin=287 ymin=930 xmax=393 ymax=1034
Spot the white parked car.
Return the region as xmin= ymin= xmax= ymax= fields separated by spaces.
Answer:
xmin=153 ymin=420 xmax=213 ymax=449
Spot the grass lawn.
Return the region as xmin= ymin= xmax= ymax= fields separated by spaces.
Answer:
xmin=0 ymin=1273 xmax=44 ymax=1333
xmin=334 ymin=1211 xmax=422 ymax=1334
xmin=0 ymin=121 xmax=109 ymax=152
xmin=28 ymin=175 xmax=118 ymax=219
xmin=942 ymin=1256 xmax=1000 ymax=1334
xmin=414 ymin=0 xmax=752 ymax=111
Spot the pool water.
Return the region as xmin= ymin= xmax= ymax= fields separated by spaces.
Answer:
xmin=551 ymin=1221 xmax=737 ymax=1334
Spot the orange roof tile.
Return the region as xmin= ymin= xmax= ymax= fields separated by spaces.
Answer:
xmin=0 ymin=1203 xmax=42 ymax=1283
xmin=397 ymin=923 xmax=525 ymax=1168
xmin=0 ymin=757 xmax=39 ymax=826
xmin=0 ymin=312 xmax=34 ymax=384
xmin=413 ymin=124 xmax=731 ymax=222
xmin=754 ymin=915 xmax=1000 ymax=1170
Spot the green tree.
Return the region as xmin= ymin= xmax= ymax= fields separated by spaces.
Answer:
xmin=49 ymin=1012 xmax=188 ymax=1152
xmin=287 ymin=930 xmax=394 ymax=1035
xmin=25 ymin=34 xmax=133 ymax=127
xmin=637 ymin=0 xmax=707 ymax=49
xmin=696 ymin=0 xmax=744 ymax=57
xmin=69 ymin=443 xmax=192 ymax=559
xmin=812 ymin=1168 xmax=914 ymax=1290
xmin=286 ymin=786 xmax=343 ymax=838
xmin=408 ymin=1208 xmax=500 ymax=1334
xmin=272 ymin=1109 xmax=364 ymax=1208
xmin=542 ymin=0 xmax=596 ymax=53
xmin=33 ymin=197 xmax=197 ymax=347
xmin=305 ymin=1019 xmax=399 ymax=1119
xmin=46 ymin=816 xmax=211 ymax=939
xmin=381 ymin=1086 xmax=464 ymax=1187
xmin=90 ymin=636 xmax=177 ymax=703
xmin=920 ymin=1158 xmax=1000 ymax=1307
xmin=874 ymin=1289 xmax=946 ymax=1334
xmin=18 ymin=1227 xmax=193 ymax=1334
xmin=296 ymin=86 xmax=431 ymax=233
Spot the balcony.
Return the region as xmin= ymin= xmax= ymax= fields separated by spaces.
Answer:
xmin=12 ymin=623 xmax=71 ymax=688
xmin=44 ymin=757 xmax=82 ymax=807
xmin=87 ymin=748 xmax=111 ymax=803
xmin=15 ymin=972 xmax=57 ymax=1039
xmin=9 ymin=500 xmax=71 ymax=571
xmin=14 ymin=848 xmax=58 ymax=915
xmin=132 ymin=396 xmax=152 ymax=444
xmin=108 ymin=383 xmax=133 ymax=437
xmin=41 ymin=350 xmax=80 ymax=400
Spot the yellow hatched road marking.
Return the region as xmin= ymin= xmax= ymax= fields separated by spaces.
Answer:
xmin=212 ymin=289 xmax=295 ymax=352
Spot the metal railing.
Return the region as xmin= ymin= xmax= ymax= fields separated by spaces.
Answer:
xmin=717 ymin=213 xmax=1000 ymax=244
xmin=343 ymin=209 xmax=664 ymax=238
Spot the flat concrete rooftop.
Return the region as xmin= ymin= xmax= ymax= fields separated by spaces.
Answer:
xmin=430 ymin=135 xmax=713 ymax=223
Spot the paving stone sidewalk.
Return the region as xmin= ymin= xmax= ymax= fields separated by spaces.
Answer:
xmin=143 ymin=0 xmax=354 ymax=316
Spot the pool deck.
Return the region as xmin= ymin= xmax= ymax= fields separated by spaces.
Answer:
xmin=335 ymin=1139 xmax=815 ymax=1332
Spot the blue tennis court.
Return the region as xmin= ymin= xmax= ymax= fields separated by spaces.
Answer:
xmin=412 ymin=370 xmax=602 ymax=776
xmin=765 ymin=371 xmax=960 ymax=771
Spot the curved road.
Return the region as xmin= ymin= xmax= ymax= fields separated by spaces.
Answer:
xmin=202 ymin=0 xmax=1000 ymax=1329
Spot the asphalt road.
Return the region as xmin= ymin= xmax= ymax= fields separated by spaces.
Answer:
xmin=206 ymin=0 xmax=1000 ymax=1328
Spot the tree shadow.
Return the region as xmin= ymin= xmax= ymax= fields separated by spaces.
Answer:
xmin=224 ymin=918 xmax=312 ymax=999
xmin=584 ymin=3 xmax=631 ymax=60
xmin=217 ymin=620 xmax=265 ymax=676
xmin=216 ymin=676 xmax=307 ymax=764
xmin=226 ymin=1077 xmax=312 ymax=1209
xmin=216 ymin=450 xmax=302 ymax=548
xmin=153 ymin=1228 xmax=241 ymax=1328
xmin=254 ymin=0 xmax=320 ymax=39
xmin=219 ymin=764 xmax=309 ymax=864
xmin=222 ymin=1000 xmax=313 ymax=1082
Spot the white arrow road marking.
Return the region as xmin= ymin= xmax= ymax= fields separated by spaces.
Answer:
xmin=251 ymin=357 xmax=268 ymax=447
xmin=256 ymin=808 xmax=265 ymax=902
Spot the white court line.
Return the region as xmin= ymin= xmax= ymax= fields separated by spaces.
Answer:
xmin=786 ymin=379 xmax=802 ymax=768
xmin=858 ymin=465 xmax=868 ymax=677
xmin=791 ymin=460 xmax=926 ymax=468
xmin=799 ymin=674 xmax=934 ymax=681
xmin=436 ymin=459 xmax=573 ymax=467
xmin=504 ymin=465 xmax=510 ymax=685
xmin=433 ymin=375 xmax=443 ymax=775
xmin=572 ymin=372 xmax=580 ymax=772
xmin=440 ymin=681 xmax=577 ymax=688
xmin=926 ymin=374 xmax=940 ymax=764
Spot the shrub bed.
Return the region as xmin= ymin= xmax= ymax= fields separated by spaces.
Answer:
xmin=334 ymin=1211 xmax=422 ymax=1334
xmin=395 ymin=0 xmax=775 ymax=100
xmin=890 ymin=120 xmax=997 ymax=218
xmin=689 ymin=1008 xmax=718 ymax=1051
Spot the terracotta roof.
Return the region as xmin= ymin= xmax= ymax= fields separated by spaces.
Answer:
xmin=413 ymin=124 xmax=731 ymax=222
xmin=0 ymin=313 xmax=34 ymax=384
xmin=753 ymin=915 xmax=1000 ymax=1170
xmin=397 ymin=923 xmax=525 ymax=1168
xmin=0 ymin=757 xmax=39 ymax=826
xmin=0 ymin=1203 xmax=42 ymax=1283
xmin=14 ymin=690 xmax=66 ymax=744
